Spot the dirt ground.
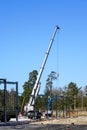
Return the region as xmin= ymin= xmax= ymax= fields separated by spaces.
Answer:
xmin=0 ymin=116 xmax=87 ymax=130
xmin=31 ymin=116 xmax=87 ymax=125
xmin=29 ymin=116 xmax=87 ymax=130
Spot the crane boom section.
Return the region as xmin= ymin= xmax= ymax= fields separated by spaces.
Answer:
xmin=28 ymin=26 xmax=59 ymax=109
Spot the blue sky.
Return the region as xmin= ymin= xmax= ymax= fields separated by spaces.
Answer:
xmin=0 ymin=0 xmax=87 ymax=94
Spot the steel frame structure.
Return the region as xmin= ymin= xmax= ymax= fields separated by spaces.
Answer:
xmin=0 ymin=78 xmax=18 ymax=122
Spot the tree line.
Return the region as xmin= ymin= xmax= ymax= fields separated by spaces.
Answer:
xmin=20 ymin=70 xmax=87 ymax=112
xmin=0 ymin=70 xmax=87 ymax=112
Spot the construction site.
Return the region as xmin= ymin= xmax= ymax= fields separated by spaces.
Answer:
xmin=0 ymin=26 xmax=87 ymax=130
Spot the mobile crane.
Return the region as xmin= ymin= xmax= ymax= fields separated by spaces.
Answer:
xmin=24 ymin=26 xmax=60 ymax=119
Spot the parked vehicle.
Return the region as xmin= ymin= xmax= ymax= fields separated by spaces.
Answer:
xmin=0 ymin=109 xmax=16 ymax=122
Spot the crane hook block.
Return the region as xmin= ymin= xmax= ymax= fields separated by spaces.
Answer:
xmin=56 ymin=25 xmax=60 ymax=29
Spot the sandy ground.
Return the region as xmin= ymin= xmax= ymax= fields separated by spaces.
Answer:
xmin=31 ymin=116 xmax=87 ymax=125
xmin=30 ymin=116 xmax=87 ymax=129
xmin=0 ymin=116 xmax=87 ymax=130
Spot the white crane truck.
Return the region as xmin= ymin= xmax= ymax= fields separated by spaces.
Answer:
xmin=24 ymin=26 xmax=60 ymax=119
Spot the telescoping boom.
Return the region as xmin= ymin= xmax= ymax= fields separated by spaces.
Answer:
xmin=26 ymin=26 xmax=60 ymax=112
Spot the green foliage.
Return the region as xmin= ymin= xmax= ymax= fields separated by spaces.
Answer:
xmin=18 ymin=69 xmax=87 ymax=112
xmin=66 ymin=82 xmax=78 ymax=109
xmin=0 ymin=88 xmax=16 ymax=110
xmin=67 ymin=82 xmax=78 ymax=96
xmin=35 ymin=96 xmax=47 ymax=111
xmin=21 ymin=70 xmax=38 ymax=108
xmin=44 ymin=71 xmax=58 ymax=96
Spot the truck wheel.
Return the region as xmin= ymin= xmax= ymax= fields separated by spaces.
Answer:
xmin=1 ymin=115 xmax=10 ymax=122
xmin=1 ymin=116 xmax=4 ymax=122
xmin=7 ymin=115 xmax=10 ymax=122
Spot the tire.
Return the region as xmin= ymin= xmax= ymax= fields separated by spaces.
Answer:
xmin=6 ymin=115 xmax=10 ymax=122
xmin=1 ymin=115 xmax=10 ymax=122
xmin=1 ymin=116 xmax=4 ymax=122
